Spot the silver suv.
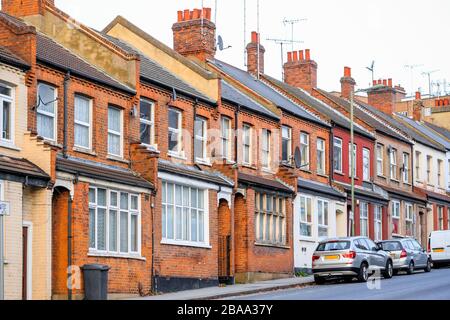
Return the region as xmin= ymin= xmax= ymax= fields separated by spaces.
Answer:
xmin=312 ymin=237 xmax=394 ymax=284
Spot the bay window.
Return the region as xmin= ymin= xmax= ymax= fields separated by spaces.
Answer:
xmin=221 ymin=116 xmax=231 ymax=160
xmin=392 ymin=201 xmax=400 ymax=234
xmin=255 ymin=193 xmax=286 ymax=245
xmin=405 ymin=203 xmax=414 ymax=236
xmin=168 ymin=108 xmax=182 ymax=155
xmin=282 ymin=126 xmax=292 ymax=163
xmin=300 ymin=132 xmax=309 ymax=170
xmin=333 ymin=137 xmax=342 ymax=173
xmin=299 ymin=196 xmax=312 ymax=237
xmin=363 ymin=148 xmax=370 ymax=181
xmin=261 ymin=129 xmax=271 ymax=169
xmin=107 ymin=106 xmax=122 ymax=157
xmin=0 ymin=83 xmax=12 ymax=143
xmin=317 ymin=199 xmax=329 ymax=238
xmin=360 ymin=202 xmax=369 ymax=237
xmin=317 ymin=138 xmax=325 ymax=175
xmin=74 ymin=95 xmax=92 ymax=150
xmin=194 ymin=116 xmax=207 ymax=162
xmin=37 ymin=82 xmax=57 ymax=141
xmin=89 ymin=187 xmax=140 ymax=255
xmin=162 ymin=182 xmax=208 ymax=245
xmin=140 ymin=99 xmax=154 ymax=147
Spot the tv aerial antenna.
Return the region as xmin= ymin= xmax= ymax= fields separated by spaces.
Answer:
xmin=283 ymin=18 xmax=307 ymax=51
xmin=366 ymin=60 xmax=375 ymax=83
xmin=267 ymin=38 xmax=304 ymax=80
xmin=422 ymin=69 xmax=440 ymax=97
xmin=404 ymin=64 xmax=423 ymax=96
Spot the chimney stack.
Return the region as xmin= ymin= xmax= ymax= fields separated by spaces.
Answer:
xmin=1 ymin=0 xmax=55 ymax=17
xmin=283 ymin=49 xmax=318 ymax=93
xmin=413 ymin=91 xmax=424 ymax=122
xmin=246 ymin=31 xmax=265 ymax=75
xmin=172 ymin=8 xmax=216 ymax=62
xmin=367 ymin=78 xmax=406 ymax=115
xmin=340 ymin=66 xmax=356 ymax=99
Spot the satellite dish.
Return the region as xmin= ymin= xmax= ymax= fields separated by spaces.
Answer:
xmin=294 ymin=147 xmax=302 ymax=169
xmin=217 ymin=35 xmax=224 ymax=51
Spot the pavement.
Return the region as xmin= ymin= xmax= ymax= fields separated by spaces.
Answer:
xmin=229 ymin=267 xmax=450 ymax=300
xmin=131 ymin=276 xmax=314 ymax=300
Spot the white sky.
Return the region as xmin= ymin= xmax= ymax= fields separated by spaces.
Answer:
xmin=48 ymin=1 xmax=450 ymax=96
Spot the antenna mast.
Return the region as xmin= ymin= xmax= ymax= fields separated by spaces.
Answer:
xmin=404 ymin=64 xmax=423 ymax=96
xmin=283 ymin=18 xmax=307 ymax=51
xmin=257 ymin=0 xmax=261 ymax=80
xmin=422 ymin=69 xmax=440 ymax=97
xmin=243 ymin=0 xmax=247 ymax=66
xmin=267 ymin=38 xmax=303 ymax=80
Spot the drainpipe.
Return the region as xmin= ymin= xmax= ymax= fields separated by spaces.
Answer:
xmin=329 ymin=124 xmax=334 ymax=186
xmin=234 ymin=105 xmax=241 ymax=164
xmin=150 ymin=192 xmax=156 ymax=294
xmin=192 ymin=99 xmax=199 ymax=164
xmin=68 ymin=194 xmax=73 ymax=300
xmin=63 ymin=71 xmax=71 ymax=158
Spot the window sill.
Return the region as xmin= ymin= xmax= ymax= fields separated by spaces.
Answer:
xmin=196 ymin=158 xmax=212 ymax=167
xmin=390 ymin=178 xmax=400 ymax=184
xmin=255 ymin=242 xmax=290 ymax=250
xmin=262 ymin=168 xmax=276 ymax=175
xmin=241 ymin=163 xmax=257 ymax=170
xmin=377 ymin=175 xmax=387 ymax=180
xmin=334 ymin=171 xmax=344 ymax=176
xmin=74 ymin=147 xmax=97 ymax=157
xmin=317 ymin=173 xmax=329 ymax=179
xmin=300 ymin=169 xmax=312 ymax=174
xmin=168 ymin=152 xmax=187 ymax=161
xmin=107 ymin=155 xmax=130 ymax=164
xmin=142 ymin=144 xmax=160 ymax=154
xmin=298 ymin=236 xmax=315 ymax=243
xmin=160 ymin=239 xmax=212 ymax=249
xmin=0 ymin=141 xmax=21 ymax=151
xmin=87 ymin=251 xmax=146 ymax=261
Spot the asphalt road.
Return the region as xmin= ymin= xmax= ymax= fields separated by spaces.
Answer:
xmin=231 ymin=267 xmax=450 ymax=300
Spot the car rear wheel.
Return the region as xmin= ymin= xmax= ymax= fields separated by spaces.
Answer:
xmin=424 ymin=259 xmax=432 ymax=273
xmin=383 ymin=260 xmax=394 ymax=279
xmin=357 ymin=263 xmax=369 ymax=282
xmin=314 ymin=275 xmax=326 ymax=285
xmin=406 ymin=261 xmax=415 ymax=275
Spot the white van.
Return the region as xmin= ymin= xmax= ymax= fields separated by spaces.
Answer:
xmin=428 ymin=230 xmax=450 ymax=268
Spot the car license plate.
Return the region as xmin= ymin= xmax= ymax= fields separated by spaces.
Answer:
xmin=325 ymin=255 xmax=339 ymax=260
xmin=390 ymin=253 xmax=396 ymax=258
xmin=433 ymin=248 xmax=444 ymax=253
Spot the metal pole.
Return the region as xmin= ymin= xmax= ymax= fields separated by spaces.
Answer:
xmin=0 ymin=214 xmax=4 ymax=300
xmin=256 ymin=0 xmax=260 ymax=80
xmin=350 ymin=90 xmax=355 ymax=237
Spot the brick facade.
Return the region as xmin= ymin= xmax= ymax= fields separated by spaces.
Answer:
xmin=284 ymin=49 xmax=318 ymax=93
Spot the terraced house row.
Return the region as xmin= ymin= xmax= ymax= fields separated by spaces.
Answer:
xmin=0 ymin=0 xmax=449 ymax=299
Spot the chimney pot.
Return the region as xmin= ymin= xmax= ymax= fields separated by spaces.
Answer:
xmin=444 ymin=99 xmax=449 ymax=106
xmin=177 ymin=11 xmax=183 ymax=22
xmin=415 ymin=91 xmax=421 ymax=100
xmin=344 ymin=66 xmax=351 ymax=78
xmin=293 ymin=51 xmax=298 ymax=61
xmin=373 ymin=80 xmax=377 ymax=86
xmin=183 ymin=9 xmax=190 ymax=21
xmin=192 ymin=9 xmax=200 ymax=19
xmin=251 ymin=31 xmax=259 ymax=43
xmin=205 ymin=7 xmax=212 ymax=20
xmin=378 ymin=79 xmax=382 ymax=85
xmin=305 ymin=49 xmax=311 ymax=60
xmin=299 ymin=50 xmax=304 ymax=61
xmin=287 ymin=52 xmax=293 ymax=62
xmin=383 ymin=79 xmax=387 ymax=86
xmin=388 ymin=78 xmax=393 ymax=87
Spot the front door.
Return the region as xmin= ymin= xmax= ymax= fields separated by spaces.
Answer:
xmin=22 ymin=226 xmax=28 ymax=300
xmin=419 ymin=212 xmax=427 ymax=247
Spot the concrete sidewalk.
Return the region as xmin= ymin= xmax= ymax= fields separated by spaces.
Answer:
xmin=131 ymin=276 xmax=314 ymax=300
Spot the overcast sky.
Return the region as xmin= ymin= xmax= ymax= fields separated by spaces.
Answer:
xmin=52 ymin=0 xmax=450 ymax=96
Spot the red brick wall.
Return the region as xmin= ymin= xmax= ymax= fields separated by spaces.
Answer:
xmin=283 ymin=50 xmax=317 ymax=93
xmin=1 ymin=0 xmax=54 ymax=17
xmin=246 ymin=32 xmax=265 ymax=74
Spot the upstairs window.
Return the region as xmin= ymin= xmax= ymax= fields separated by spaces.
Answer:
xmin=349 ymin=143 xmax=357 ymax=177
xmin=300 ymin=132 xmax=310 ymax=170
xmin=194 ymin=116 xmax=207 ymax=162
xmin=140 ymin=99 xmax=154 ymax=147
xmin=261 ymin=129 xmax=271 ymax=169
xmin=168 ymin=108 xmax=182 ymax=156
xmin=107 ymin=106 xmax=123 ymax=157
xmin=426 ymin=155 xmax=432 ymax=184
xmin=437 ymin=159 xmax=443 ymax=187
xmin=0 ymin=83 xmax=12 ymax=143
xmin=403 ymin=153 xmax=410 ymax=184
xmin=37 ymin=83 xmax=57 ymax=141
xmin=390 ymin=148 xmax=398 ymax=180
xmin=363 ymin=148 xmax=370 ymax=181
xmin=376 ymin=144 xmax=384 ymax=176
xmin=415 ymin=151 xmax=421 ymax=181
xmin=221 ymin=117 xmax=232 ymax=160
xmin=317 ymin=138 xmax=326 ymax=175
xmin=242 ymin=124 xmax=252 ymax=165
xmin=333 ymin=138 xmax=343 ymax=173
xmin=74 ymin=95 xmax=92 ymax=150
xmin=281 ymin=126 xmax=292 ymax=163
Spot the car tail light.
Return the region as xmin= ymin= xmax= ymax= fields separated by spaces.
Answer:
xmin=400 ymin=250 xmax=407 ymax=258
xmin=342 ymin=251 xmax=356 ymax=259
xmin=312 ymin=255 xmax=320 ymax=262
xmin=428 ymin=239 xmax=431 ymax=253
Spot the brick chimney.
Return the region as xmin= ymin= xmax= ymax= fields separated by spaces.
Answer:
xmin=172 ymin=8 xmax=216 ymax=62
xmin=283 ymin=49 xmax=317 ymax=93
xmin=367 ymin=78 xmax=406 ymax=115
xmin=1 ymin=0 xmax=54 ymax=17
xmin=340 ymin=66 xmax=356 ymax=99
xmin=413 ymin=91 xmax=423 ymax=121
xmin=246 ymin=31 xmax=265 ymax=75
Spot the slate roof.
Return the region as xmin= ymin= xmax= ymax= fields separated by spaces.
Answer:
xmin=424 ymin=122 xmax=450 ymax=141
xmin=0 ymin=45 xmax=29 ymax=70
xmin=0 ymin=155 xmax=50 ymax=187
xmin=221 ymin=80 xmax=279 ymax=120
xmin=238 ymin=172 xmax=294 ymax=194
xmin=262 ymin=75 xmax=374 ymax=139
xmin=102 ymin=34 xmax=214 ymax=104
xmin=35 ymin=33 xmax=135 ymax=94
xmin=56 ymin=156 xmax=154 ymax=190
xmin=392 ymin=114 xmax=447 ymax=151
xmin=297 ymin=178 xmax=347 ymax=201
xmin=209 ymin=59 xmax=329 ymax=127
xmin=158 ymin=159 xmax=234 ymax=187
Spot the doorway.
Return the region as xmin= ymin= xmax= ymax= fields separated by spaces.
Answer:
xmin=22 ymin=222 xmax=32 ymax=300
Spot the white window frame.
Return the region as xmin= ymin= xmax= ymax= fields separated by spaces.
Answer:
xmin=426 ymin=155 xmax=432 ymax=184
xmin=438 ymin=206 xmax=444 ymax=230
xmin=317 ymin=199 xmax=329 ymax=238
xmin=74 ymin=94 xmax=92 ymax=150
xmin=281 ymin=126 xmax=292 ymax=163
xmin=360 ymin=201 xmax=369 ymax=237
xmin=390 ymin=148 xmax=398 ymax=180
xmin=299 ymin=195 xmax=313 ymax=238
xmin=255 ymin=193 xmax=287 ymax=246
xmin=107 ymin=106 xmax=123 ymax=157
xmin=0 ymin=82 xmax=14 ymax=144
xmin=374 ymin=205 xmax=383 ymax=241
xmin=363 ymin=148 xmax=370 ymax=181
xmin=349 ymin=143 xmax=357 ymax=178
xmin=261 ymin=129 xmax=271 ymax=169
xmin=37 ymin=82 xmax=57 ymax=141
xmin=317 ymin=138 xmax=326 ymax=175
xmin=194 ymin=116 xmax=208 ymax=163
xmin=139 ymin=98 xmax=155 ymax=148
xmin=403 ymin=153 xmax=410 ymax=184
xmin=405 ymin=203 xmax=414 ymax=236
xmin=168 ymin=108 xmax=183 ymax=157
xmin=437 ymin=159 xmax=443 ymax=187
xmin=242 ymin=124 xmax=252 ymax=165
xmin=221 ymin=116 xmax=232 ymax=161
xmin=376 ymin=144 xmax=384 ymax=176
xmin=334 ymin=137 xmax=343 ymax=173
xmin=300 ymin=132 xmax=310 ymax=170
xmin=415 ymin=151 xmax=421 ymax=181
xmin=88 ymin=186 xmax=141 ymax=257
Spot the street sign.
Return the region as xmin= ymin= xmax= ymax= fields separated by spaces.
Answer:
xmin=0 ymin=202 xmax=9 ymax=216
